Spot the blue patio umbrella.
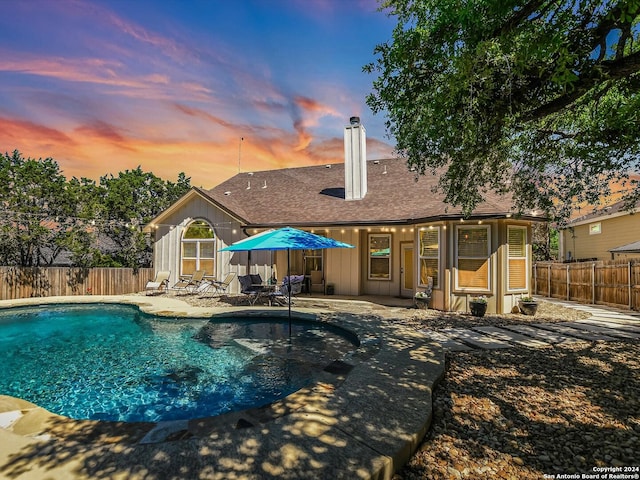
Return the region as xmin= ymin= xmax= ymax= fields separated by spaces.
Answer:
xmin=219 ymin=227 xmax=354 ymax=333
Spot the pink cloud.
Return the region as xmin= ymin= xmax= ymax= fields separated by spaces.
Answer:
xmin=0 ymin=117 xmax=75 ymax=146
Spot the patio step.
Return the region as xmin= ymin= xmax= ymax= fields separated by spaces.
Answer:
xmin=418 ymin=330 xmax=473 ymax=351
xmin=557 ymin=322 xmax=640 ymax=340
xmin=471 ymin=326 xmax=552 ymax=348
xmin=500 ymin=325 xmax=583 ymax=345
xmin=574 ymin=318 xmax=640 ymax=333
xmin=441 ymin=328 xmax=512 ymax=349
xmin=531 ymin=323 xmax=618 ymax=342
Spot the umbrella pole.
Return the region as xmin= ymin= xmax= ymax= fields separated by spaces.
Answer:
xmin=287 ymin=248 xmax=291 ymax=337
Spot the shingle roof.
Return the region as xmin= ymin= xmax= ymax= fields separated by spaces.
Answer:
xmin=567 ymin=197 xmax=639 ymax=226
xmin=202 ymin=158 xmax=525 ymax=227
xmin=609 ymin=240 xmax=640 ymax=253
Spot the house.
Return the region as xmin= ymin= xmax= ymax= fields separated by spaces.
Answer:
xmin=559 ymin=199 xmax=640 ymax=261
xmin=145 ymin=118 xmax=542 ymax=314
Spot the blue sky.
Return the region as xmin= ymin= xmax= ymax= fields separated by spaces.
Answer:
xmin=0 ymin=0 xmax=397 ymax=187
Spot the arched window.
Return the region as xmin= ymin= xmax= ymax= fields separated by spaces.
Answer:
xmin=181 ymin=220 xmax=215 ymax=276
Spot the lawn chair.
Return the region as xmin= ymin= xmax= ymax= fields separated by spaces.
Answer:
xmin=173 ymin=270 xmax=206 ymax=294
xmin=208 ymin=272 xmax=236 ymax=296
xmin=238 ymin=274 xmax=265 ymax=306
xmin=145 ymin=271 xmax=171 ymax=294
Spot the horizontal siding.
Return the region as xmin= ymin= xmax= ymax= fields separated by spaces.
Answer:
xmin=563 ymin=214 xmax=640 ymax=261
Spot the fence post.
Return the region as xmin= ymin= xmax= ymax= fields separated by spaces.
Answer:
xmin=592 ymin=262 xmax=595 ymax=305
xmin=548 ymin=264 xmax=551 ymax=298
xmin=533 ymin=263 xmax=537 ymax=295
xmin=566 ymin=264 xmax=570 ymax=301
xmin=629 ymin=262 xmax=632 ymax=310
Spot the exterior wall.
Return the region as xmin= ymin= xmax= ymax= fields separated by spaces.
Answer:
xmin=418 ymin=219 xmax=533 ymax=315
xmin=561 ymin=213 xmax=640 ymax=261
xmin=151 ymin=196 xmax=255 ymax=294
xmin=151 ymin=195 xmax=536 ymax=311
xmin=325 ymin=229 xmax=361 ymax=295
xmin=359 ymin=227 xmax=415 ymax=297
xmin=498 ymin=221 xmax=533 ymax=313
xmin=268 ymin=229 xmax=360 ymax=296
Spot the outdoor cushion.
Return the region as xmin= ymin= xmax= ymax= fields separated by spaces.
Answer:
xmin=238 ymin=275 xmax=253 ymax=293
xmin=250 ymin=274 xmax=264 ymax=289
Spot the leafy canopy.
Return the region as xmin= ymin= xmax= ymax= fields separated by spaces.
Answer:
xmin=0 ymin=151 xmax=191 ymax=268
xmin=366 ymin=0 xmax=640 ymax=222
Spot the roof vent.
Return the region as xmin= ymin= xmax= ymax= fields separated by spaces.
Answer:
xmin=246 ymin=181 xmax=251 ymax=190
xmin=224 ymin=191 xmax=231 ymax=196
xmin=262 ymin=180 xmax=267 ymax=189
xmin=349 ymin=116 xmax=360 ymax=125
xmin=326 ymin=164 xmax=332 ymax=168
xmin=248 ymin=172 xmax=254 ymax=176
xmin=382 ymin=165 xmax=387 ymax=174
xmin=373 ymin=160 xmax=380 ymax=164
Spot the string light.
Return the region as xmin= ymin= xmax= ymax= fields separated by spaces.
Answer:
xmin=0 ymin=210 xmax=240 ymax=232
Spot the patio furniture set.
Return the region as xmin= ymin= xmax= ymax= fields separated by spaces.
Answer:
xmin=144 ymin=271 xmax=235 ymax=296
xmin=144 ymin=270 xmax=305 ymax=306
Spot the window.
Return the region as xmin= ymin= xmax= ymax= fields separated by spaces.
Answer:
xmin=456 ymin=225 xmax=490 ymax=290
xmin=589 ymin=222 xmax=601 ymax=235
xmin=507 ymin=226 xmax=527 ymax=290
xmin=419 ymin=227 xmax=439 ymax=288
xmin=181 ymin=220 xmax=215 ymax=275
xmin=303 ymin=248 xmax=323 ymax=275
xmin=368 ymin=234 xmax=391 ymax=280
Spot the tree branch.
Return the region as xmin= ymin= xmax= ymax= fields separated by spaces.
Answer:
xmin=491 ymin=0 xmax=549 ymax=38
xmin=522 ymin=50 xmax=640 ymax=121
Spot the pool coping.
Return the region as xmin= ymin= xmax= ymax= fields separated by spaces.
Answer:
xmin=0 ymin=295 xmax=445 ymax=480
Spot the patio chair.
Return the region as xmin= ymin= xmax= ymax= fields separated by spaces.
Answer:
xmin=281 ymin=275 xmax=304 ymax=296
xmin=173 ymin=270 xmax=206 ymax=294
xmin=277 ymin=275 xmax=304 ymax=305
xmin=208 ymin=272 xmax=236 ymax=296
xmin=238 ymin=274 xmax=265 ymax=306
xmin=145 ymin=271 xmax=170 ymax=294
xmin=309 ymin=270 xmax=324 ymax=294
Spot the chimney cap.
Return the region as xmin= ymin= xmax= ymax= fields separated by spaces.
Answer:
xmin=349 ymin=116 xmax=360 ymax=125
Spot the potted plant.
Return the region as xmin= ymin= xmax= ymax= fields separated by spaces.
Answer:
xmin=518 ymin=295 xmax=538 ymax=316
xmin=414 ymin=290 xmax=431 ymax=310
xmin=469 ymin=295 xmax=488 ymax=317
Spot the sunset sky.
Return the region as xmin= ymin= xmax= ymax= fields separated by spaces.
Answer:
xmin=0 ymin=0 xmax=397 ymax=188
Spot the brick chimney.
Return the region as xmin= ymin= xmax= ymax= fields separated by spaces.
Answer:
xmin=344 ymin=116 xmax=367 ymax=201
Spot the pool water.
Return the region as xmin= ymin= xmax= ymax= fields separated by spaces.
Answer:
xmin=0 ymin=304 xmax=357 ymax=423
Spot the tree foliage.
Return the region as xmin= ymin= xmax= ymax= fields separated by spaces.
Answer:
xmin=0 ymin=151 xmax=191 ymax=268
xmin=366 ymin=0 xmax=640 ymax=222
xmin=0 ymin=151 xmax=74 ymax=266
xmin=97 ymin=167 xmax=191 ymax=268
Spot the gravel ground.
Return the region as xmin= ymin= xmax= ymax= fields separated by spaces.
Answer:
xmin=395 ymin=342 xmax=640 ymax=480
xmin=394 ymin=302 xmax=640 ymax=479
xmin=164 ymin=293 xmax=640 ymax=479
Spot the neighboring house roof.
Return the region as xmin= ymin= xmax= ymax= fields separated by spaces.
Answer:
xmin=565 ymin=198 xmax=639 ymax=228
xmin=194 ymin=158 xmax=535 ymax=228
xmin=609 ymin=240 xmax=640 ymax=254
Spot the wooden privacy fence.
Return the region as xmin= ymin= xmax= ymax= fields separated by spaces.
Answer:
xmin=0 ymin=267 xmax=155 ymax=300
xmin=533 ymin=260 xmax=640 ymax=311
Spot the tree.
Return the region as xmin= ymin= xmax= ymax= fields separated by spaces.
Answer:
xmin=97 ymin=167 xmax=191 ymax=268
xmin=366 ymin=0 xmax=640 ymax=223
xmin=58 ymin=177 xmax=104 ymax=268
xmin=0 ymin=151 xmax=77 ymax=266
xmin=0 ymin=151 xmax=191 ymax=268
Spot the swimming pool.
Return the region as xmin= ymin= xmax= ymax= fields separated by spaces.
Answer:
xmin=0 ymin=304 xmax=358 ymax=423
